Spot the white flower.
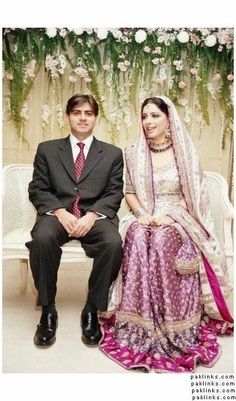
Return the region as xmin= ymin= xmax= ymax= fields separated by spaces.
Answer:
xmin=102 ymin=64 xmax=110 ymax=71
xmin=58 ymin=54 xmax=67 ymax=69
xmin=56 ymin=104 xmax=64 ymax=128
xmin=152 ymin=58 xmax=160 ymax=65
xmin=74 ymin=66 xmax=88 ymax=78
xmin=217 ymin=29 xmax=230 ymax=45
xmin=177 ymin=31 xmax=189 ymax=43
xmin=144 ymin=46 xmax=151 ymax=53
xmin=173 ymin=59 xmax=184 ymax=71
xmin=135 ymin=29 xmax=147 ymax=43
xmin=72 ymin=28 xmax=84 ymax=35
xmin=178 ymin=98 xmax=188 ymax=106
xmin=20 ymin=103 xmax=29 ymax=120
xmin=200 ymin=28 xmax=210 ymax=37
xmin=184 ymin=115 xmax=191 ymax=125
xmin=117 ymin=61 xmax=128 ymax=72
xmin=59 ymin=28 xmax=67 ymax=37
xmin=69 ymin=75 xmax=78 ymax=83
xmin=96 ymin=28 xmax=108 ymax=40
xmin=153 ymin=46 xmax=162 ymax=54
xmin=157 ymin=35 xmax=165 ymax=44
xmin=86 ymin=28 xmax=93 ymax=35
xmin=111 ymin=29 xmax=122 ymax=40
xmin=159 ymin=66 xmax=167 ymax=81
xmin=42 ymin=104 xmax=51 ymax=123
xmin=24 ymin=59 xmax=37 ymax=81
xmin=46 ymin=28 xmax=57 ymax=38
xmin=205 ymin=34 xmax=217 ymax=47
xmin=122 ymin=37 xmax=130 ymax=43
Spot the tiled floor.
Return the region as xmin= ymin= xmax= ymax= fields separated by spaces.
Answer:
xmin=2 ymin=261 xmax=234 ymax=374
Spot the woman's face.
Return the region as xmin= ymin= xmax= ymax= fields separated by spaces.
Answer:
xmin=142 ymin=103 xmax=169 ymax=142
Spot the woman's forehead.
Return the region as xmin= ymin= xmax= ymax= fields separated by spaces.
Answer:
xmin=142 ymin=103 xmax=162 ymax=113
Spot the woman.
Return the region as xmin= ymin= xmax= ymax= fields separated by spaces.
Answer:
xmin=99 ymin=96 xmax=233 ymax=373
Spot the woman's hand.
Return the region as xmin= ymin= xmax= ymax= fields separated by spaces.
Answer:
xmin=152 ymin=215 xmax=175 ymax=226
xmin=137 ymin=213 xmax=154 ymax=225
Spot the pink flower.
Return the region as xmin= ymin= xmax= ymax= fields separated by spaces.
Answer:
xmin=178 ymin=81 xmax=186 ymax=89
xmin=6 ymin=72 xmax=13 ymax=80
xmin=190 ymin=68 xmax=198 ymax=75
xmin=212 ymin=73 xmax=221 ymax=81
xmin=189 ymin=33 xmax=201 ymax=45
xmin=227 ymin=74 xmax=234 ymax=81
xmin=102 ymin=64 xmax=110 ymax=71
xmin=69 ymin=75 xmax=78 ymax=83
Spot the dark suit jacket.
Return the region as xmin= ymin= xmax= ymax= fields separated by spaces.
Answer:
xmin=28 ymin=136 xmax=124 ymax=226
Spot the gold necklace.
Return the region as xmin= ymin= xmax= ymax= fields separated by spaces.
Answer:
xmin=149 ymin=137 xmax=170 ymax=147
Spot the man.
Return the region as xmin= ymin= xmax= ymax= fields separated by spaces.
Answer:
xmin=26 ymin=94 xmax=124 ymax=347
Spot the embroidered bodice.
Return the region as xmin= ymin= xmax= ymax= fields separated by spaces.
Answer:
xmin=152 ymin=159 xmax=184 ymax=217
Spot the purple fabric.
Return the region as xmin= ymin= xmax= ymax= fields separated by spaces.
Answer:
xmin=99 ymin=222 xmax=232 ymax=373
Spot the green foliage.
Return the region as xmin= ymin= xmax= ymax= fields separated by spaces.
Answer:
xmin=2 ymin=28 xmax=234 ymax=145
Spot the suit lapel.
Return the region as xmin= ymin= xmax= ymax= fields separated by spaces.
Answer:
xmin=58 ymin=136 xmax=77 ymax=182
xmin=78 ymin=137 xmax=103 ymax=183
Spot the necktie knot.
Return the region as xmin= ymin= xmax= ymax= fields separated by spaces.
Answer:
xmin=78 ymin=142 xmax=85 ymax=151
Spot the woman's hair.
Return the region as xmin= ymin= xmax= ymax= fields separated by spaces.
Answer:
xmin=141 ymin=97 xmax=169 ymax=117
xmin=66 ymin=94 xmax=99 ymax=116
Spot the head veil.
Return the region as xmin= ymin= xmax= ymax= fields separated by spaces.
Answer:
xmin=118 ymin=95 xmax=233 ymax=324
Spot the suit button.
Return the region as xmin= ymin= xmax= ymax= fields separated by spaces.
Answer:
xmin=73 ymin=187 xmax=78 ymax=191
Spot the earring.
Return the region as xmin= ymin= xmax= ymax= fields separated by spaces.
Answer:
xmin=165 ymin=127 xmax=171 ymax=139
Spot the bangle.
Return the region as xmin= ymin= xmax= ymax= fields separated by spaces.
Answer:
xmin=134 ymin=206 xmax=147 ymax=218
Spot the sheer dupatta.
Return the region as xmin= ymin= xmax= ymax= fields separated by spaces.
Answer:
xmin=114 ymin=96 xmax=233 ymax=325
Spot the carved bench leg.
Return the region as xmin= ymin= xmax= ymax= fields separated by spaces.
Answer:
xmin=19 ymin=259 xmax=28 ymax=294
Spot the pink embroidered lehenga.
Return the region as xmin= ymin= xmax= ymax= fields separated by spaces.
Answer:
xmin=99 ymin=96 xmax=233 ymax=373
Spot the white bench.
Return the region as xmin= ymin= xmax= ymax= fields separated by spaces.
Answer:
xmin=3 ymin=164 xmax=234 ymax=293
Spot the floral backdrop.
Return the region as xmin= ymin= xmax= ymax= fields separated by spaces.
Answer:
xmin=2 ymin=27 xmax=234 ymax=149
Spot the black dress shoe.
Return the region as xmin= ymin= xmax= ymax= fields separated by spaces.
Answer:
xmin=81 ymin=309 xmax=102 ymax=345
xmin=34 ymin=312 xmax=58 ymax=347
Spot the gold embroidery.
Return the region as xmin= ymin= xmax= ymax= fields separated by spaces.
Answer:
xmin=175 ymin=256 xmax=200 ymax=274
xmin=114 ymin=311 xmax=201 ymax=337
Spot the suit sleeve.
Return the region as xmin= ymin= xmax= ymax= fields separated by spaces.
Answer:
xmin=88 ymin=149 xmax=124 ymax=219
xmin=28 ymin=144 xmax=65 ymax=215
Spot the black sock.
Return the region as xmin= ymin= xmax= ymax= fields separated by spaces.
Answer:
xmin=83 ymin=302 xmax=97 ymax=313
xmin=42 ymin=303 xmax=57 ymax=314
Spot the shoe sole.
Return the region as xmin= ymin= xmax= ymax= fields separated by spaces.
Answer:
xmin=81 ymin=336 xmax=100 ymax=346
xmin=34 ymin=337 xmax=56 ymax=347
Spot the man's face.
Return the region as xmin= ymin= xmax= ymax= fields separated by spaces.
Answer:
xmin=67 ymin=102 xmax=97 ymax=139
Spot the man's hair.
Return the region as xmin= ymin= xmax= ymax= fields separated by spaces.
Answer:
xmin=66 ymin=94 xmax=99 ymax=116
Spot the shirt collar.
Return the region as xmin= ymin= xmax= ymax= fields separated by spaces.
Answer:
xmin=69 ymin=133 xmax=94 ymax=150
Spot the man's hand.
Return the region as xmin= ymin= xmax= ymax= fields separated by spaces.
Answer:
xmin=53 ymin=208 xmax=78 ymax=234
xmin=68 ymin=212 xmax=98 ymax=238
xmin=54 ymin=209 xmax=98 ymax=238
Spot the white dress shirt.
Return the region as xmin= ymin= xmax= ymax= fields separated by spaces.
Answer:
xmin=47 ymin=133 xmax=106 ymax=219
xmin=69 ymin=133 xmax=94 ymax=161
